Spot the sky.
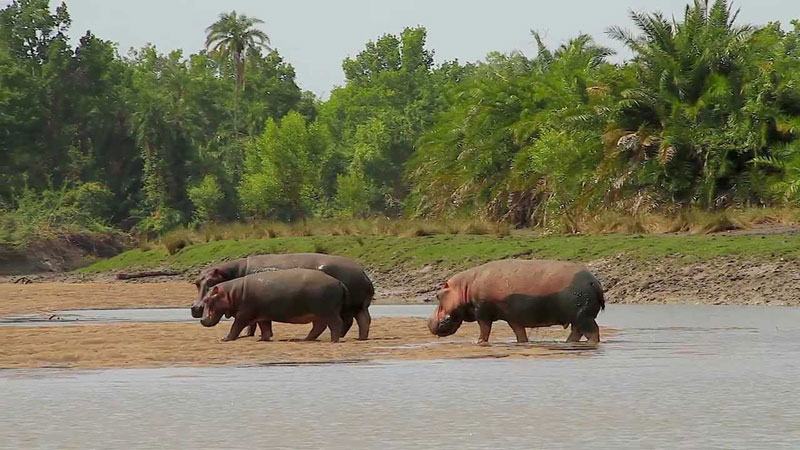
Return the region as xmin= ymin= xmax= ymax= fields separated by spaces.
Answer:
xmin=46 ymin=0 xmax=800 ymax=97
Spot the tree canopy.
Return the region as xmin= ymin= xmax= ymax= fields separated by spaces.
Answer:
xmin=2 ymin=0 xmax=800 ymax=240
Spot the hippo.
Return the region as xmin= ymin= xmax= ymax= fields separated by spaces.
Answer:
xmin=428 ymin=259 xmax=605 ymax=344
xmin=198 ymin=268 xmax=347 ymax=343
xmin=190 ymin=253 xmax=374 ymax=340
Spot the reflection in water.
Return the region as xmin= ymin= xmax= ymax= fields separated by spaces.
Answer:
xmin=2 ymin=305 xmax=800 ymax=449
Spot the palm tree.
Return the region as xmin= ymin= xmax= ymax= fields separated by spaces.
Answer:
xmin=205 ymin=11 xmax=271 ymax=135
xmin=605 ymin=0 xmax=756 ymax=206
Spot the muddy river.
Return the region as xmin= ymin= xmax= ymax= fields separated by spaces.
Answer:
xmin=2 ymin=305 xmax=800 ymax=448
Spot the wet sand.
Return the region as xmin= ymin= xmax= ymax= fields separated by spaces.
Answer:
xmin=0 ymin=319 xmax=605 ymax=369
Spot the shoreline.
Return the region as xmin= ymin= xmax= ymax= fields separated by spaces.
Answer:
xmin=3 ymin=254 xmax=800 ymax=315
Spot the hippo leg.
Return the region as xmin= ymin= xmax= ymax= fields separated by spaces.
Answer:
xmin=566 ymin=325 xmax=582 ymax=343
xmin=222 ymin=318 xmax=249 ymax=342
xmin=477 ymin=320 xmax=493 ymax=344
xmin=582 ymin=319 xmax=601 ymax=344
xmin=340 ymin=315 xmax=354 ymax=338
xmin=507 ymin=322 xmax=528 ymax=343
xmin=355 ymin=309 xmax=371 ymax=340
xmin=327 ymin=316 xmax=344 ymax=343
xmin=304 ymin=320 xmax=327 ymax=341
xmin=258 ymin=321 xmax=273 ymax=341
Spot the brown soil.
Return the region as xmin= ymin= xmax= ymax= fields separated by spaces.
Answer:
xmin=587 ymin=256 xmax=800 ymax=306
xmin=375 ymin=256 xmax=800 ymax=307
xmin=0 ymin=319 xmax=609 ymax=369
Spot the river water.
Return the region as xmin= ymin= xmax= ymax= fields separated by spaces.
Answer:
xmin=2 ymin=305 xmax=800 ymax=449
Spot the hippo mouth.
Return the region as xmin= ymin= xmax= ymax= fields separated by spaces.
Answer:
xmin=200 ymin=304 xmax=223 ymax=327
xmin=428 ymin=307 xmax=465 ymax=337
xmin=190 ymin=303 xmax=204 ymax=318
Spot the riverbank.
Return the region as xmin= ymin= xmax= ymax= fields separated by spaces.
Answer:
xmin=3 ymin=228 xmax=800 ymax=311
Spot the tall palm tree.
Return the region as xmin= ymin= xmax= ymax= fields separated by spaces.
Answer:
xmin=205 ymin=11 xmax=271 ymax=135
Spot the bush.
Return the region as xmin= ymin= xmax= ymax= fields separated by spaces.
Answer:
xmin=62 ymin=183 xmax=113 ymax=219
xmin=335 ymin=170 xmax=375 ymax=218
xmin=238 ymin=172 xmax=282 ymax=219
xmin=188 ymin=175 xmax=224 ymax=224
xmin=161 ymin=229 xmax=194 ymax=255
xmin=133 ymin=207 xmax=183 ymax=236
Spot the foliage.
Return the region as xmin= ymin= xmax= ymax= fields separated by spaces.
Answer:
xmin=238 ymin=112 xmax=327 ymax=219
xmin=3 ymin=0 xmax=800 ymax=247
xmin=188 ymin=174 xmax=224 ymax=224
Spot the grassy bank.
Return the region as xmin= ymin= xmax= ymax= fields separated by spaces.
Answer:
xmin=81 ymin=231 xmax=800 ymax=274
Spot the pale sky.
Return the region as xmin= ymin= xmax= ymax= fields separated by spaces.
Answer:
xmin=50 ymin=0 xmax=800 ymax=97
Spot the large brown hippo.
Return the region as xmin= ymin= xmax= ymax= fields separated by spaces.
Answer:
xmin=190 ymin=253 xmax=374 ymax=340
xmin=198 ymin=268 xmax=347 ymax=343
xmin=428 ymin=259 xmax=605 ymax=344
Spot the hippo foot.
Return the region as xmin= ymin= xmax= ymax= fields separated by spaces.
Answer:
xmin=477 ymin=340 xmax=490 ymax=346
xmin=259 ymin=337 xmax=272 ymax=342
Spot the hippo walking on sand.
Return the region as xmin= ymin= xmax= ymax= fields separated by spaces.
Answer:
xmin=190 ymin=253 xmax=374 ymax=340
xmin=428 ymin=259 xmax=605 ymax=344
xmin=198 ymin=268 xmax=348 ymax=343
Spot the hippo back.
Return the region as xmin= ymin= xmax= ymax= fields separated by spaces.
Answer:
xmin=467 ymin=259 xmax=588 ymax=303
xmin=243 ymin=253 xmax=373 ymax=312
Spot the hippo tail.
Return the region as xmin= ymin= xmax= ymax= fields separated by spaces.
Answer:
xmin=597 ymin=285 xmax=605 ymax=311
xmin=363 ymin=270 xmax=375 ymax=298
xmin=593 ymin=278 xmax=605 ymax=311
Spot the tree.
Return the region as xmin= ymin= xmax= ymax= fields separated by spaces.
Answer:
xmin=318 ymin=26 xmax=439 ymax=216
xmin=606 ymin=0 xmax=760 ymax=207
xmin=205 ymin=10 xmax=271 ymax=135
xmin=238 ymin=112 xmax=326 ymax=220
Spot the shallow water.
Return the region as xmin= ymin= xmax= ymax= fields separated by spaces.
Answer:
xmin=2 ymin=305 xmax=800 ymax=449
xmin=0 ymin=304 xmax=436 ymax=325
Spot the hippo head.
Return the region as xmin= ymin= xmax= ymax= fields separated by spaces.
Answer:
xmin=428 ymin=305 xmax=465 ymax=337
xmin=199 ymin=285 xmax=233 ymax=327
xmin=428 ymin=281 xmax=469 ymax=337
xmin=191 ymin=268 xmax=225 ymax=318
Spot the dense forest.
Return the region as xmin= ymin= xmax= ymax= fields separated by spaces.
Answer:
xmin=2 ymin=0 xmax=800 ymax=249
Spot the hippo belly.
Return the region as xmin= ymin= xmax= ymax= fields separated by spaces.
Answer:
xmin=499 ymin=293 xmax=574 ymax=328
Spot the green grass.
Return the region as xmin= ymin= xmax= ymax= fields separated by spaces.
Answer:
xmin=79 ymin=232 xmax=800 ymax=274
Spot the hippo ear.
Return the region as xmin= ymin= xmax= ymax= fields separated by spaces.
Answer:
xmin=443 ymin=280 xmax=450 ymax=288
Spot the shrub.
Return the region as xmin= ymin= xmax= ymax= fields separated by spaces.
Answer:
xmin=162 ymin=229 xmax=193 ymax=255
xmin=188 ymin=175 xmax=224 ymax=224
xmin=335 ymin=170 xmax=375 ymax=218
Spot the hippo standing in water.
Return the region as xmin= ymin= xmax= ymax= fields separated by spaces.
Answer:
xmin=199 ymin=268 xmax=348 ymax=343
xmin=428 ymin=259 xmax=605 ymax=344
xmin=190 ymin=253 xmax=374 ymax=340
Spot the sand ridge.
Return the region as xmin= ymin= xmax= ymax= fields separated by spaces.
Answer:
xmin=0 ymin=319 xmax=609 ymax=369
xmin=0 ymin=282 xmax=611 ymax=369
xmin=0 ymin=281 xmax=199 ymax=316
